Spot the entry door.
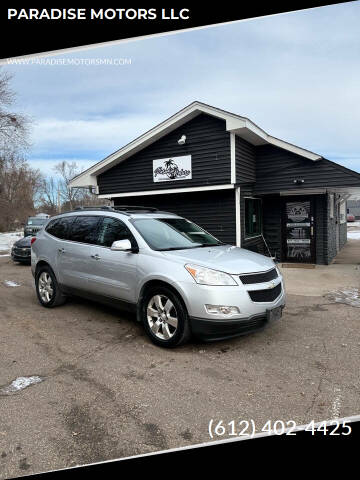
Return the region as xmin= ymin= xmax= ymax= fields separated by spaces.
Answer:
xmin=284 ymin=199 xmax=315 ymax=263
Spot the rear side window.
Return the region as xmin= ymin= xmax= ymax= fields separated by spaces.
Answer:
xmin=97 ymin=217 xmax=137 ymax=248
xmin=68 ymin=216 xmax=101 ymax=244
xmin=45 ymin=217 xmax=74 ymax=239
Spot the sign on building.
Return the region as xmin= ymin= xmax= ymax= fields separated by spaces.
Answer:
xmin=153 ymin=155 xmax=192 ymax=182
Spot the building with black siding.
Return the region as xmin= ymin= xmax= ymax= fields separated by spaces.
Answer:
xmin=70 ymin=102 xmax=360 ymax=264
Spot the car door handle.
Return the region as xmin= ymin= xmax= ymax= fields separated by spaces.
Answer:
xmin=91 ymin=254 xmax=101 ymax=260
xmin=58 ymin=248 xmax=65 ymax=254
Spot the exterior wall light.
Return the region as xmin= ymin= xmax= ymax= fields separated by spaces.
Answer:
xmin=178 ymin=135 xmax=186 ymax=145
xmin=293 ymin=179 xmax=305 ymax=184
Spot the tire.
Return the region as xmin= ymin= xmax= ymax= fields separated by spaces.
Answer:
xmin=141 ymin=285 xmax=191 ymax=348
xmin=35 ymin=265 xmax=67 ymax=308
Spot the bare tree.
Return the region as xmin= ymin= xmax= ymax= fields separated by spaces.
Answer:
xmin=53 ymin=161 xmax=84 ymax=210
xmin=0 ymin=68 xmax=33 ymax=229
xmin=0 ymin=69 xmax=31 ymax=154
xmin=36 ymin=176 xmax=59 ymax=215
xmin=0 ymin=154 xmax=42 ymax=231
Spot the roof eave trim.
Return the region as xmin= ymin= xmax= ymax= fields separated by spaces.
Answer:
xmin=69 ymin=101 xmax=322 ymax=187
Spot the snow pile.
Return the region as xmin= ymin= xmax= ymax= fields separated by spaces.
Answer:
xmin=0 ymin=231 xmax=22 ymax=253
xmin=347 ymin=231 xmax=360 ymax=240
xmin=0 ymin=376 xmax=43 ymax=396
xmin=347 ymin=221 xmax=360 ymax=228
xmin=3 ymin=280 xmax=20 ymax=287
xmin=326 ymin=287 xmax=360 ymax=307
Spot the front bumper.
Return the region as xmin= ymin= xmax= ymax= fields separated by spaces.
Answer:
xmin=177 ymin=275 xmax=286 ymax=321
xmin=11 ymin=254 xmax=31 ymax=263
xmin=190 ymin=305 xmax=285 ymax=342
xmin=11 ymin=249 xmax=31 ymax=263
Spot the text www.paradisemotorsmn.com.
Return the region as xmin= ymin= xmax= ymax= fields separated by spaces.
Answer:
xmin=6 ymin=57 xmax=133 ymax=66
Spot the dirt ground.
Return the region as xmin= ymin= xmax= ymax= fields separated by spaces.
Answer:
xmin=0 ymin=254 xmax=359 ymax=479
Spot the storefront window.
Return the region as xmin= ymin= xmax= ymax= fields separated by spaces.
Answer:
xmin=245 ymin=198 xmax=262 ymax=237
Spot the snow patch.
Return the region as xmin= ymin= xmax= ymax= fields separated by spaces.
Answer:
xmin=326 ymin=287 xmax=360 ymax=307
xmin=4 ymin=280 xmax=20 ymax=287
xmin=0 ymin=231 xmax=23 ymax=253
xmin=347 ymin=221 xmax=360 ymax=228
xmin=0 ymin=376 xmax=43 ymax=396
xmin=347 ymin=231 xmax=360 ymax=240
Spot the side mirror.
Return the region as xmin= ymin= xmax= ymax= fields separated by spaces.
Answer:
xmin=110 ymin=239 xmax=132 ymax=251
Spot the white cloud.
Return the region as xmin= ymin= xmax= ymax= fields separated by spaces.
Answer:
xmin=31 ymin=114 xmax=161 ymax=154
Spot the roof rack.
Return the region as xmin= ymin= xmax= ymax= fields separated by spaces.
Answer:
xmin=74 ymin=206 xmax=113 ymax=211
xmin=68 ymin=205 xmax=171 ymax=216
xmin=112 ymin=205 xmax=159 ymax=212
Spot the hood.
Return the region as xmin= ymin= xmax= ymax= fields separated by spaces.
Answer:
xmin=14 ymin=236 xmax=32 ymax=247
xmin=162 ymin=245 xmax=275 ymax=274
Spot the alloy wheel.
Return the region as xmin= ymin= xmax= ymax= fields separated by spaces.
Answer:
xmin=38 ymin=271 xmax=54 ymax=303
xmin=147 ymin=294 xmax=178 ymax=340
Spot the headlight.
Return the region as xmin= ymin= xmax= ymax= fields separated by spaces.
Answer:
xmin=185 ymin=264 xmax=237 ymax=286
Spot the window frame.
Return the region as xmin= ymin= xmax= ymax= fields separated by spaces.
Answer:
xmin=45 ymin=214 xmax=138 ymax=249
xmin=244 ymin=197 xmax=263 ymax=239
xmin=66 ymin=215 xmax=102 ymax=245
xmin=95 ymin=216 xmax=138 ymax=250
xmin=45 ymin=216 xmax=76 ymax=240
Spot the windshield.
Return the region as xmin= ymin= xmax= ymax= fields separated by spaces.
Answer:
xmin=131 ymin=217 xmax=223 ymax=251
xmin=27 ymin=217 xmax=47 ymax=226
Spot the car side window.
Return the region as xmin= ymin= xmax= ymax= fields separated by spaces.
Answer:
xmin=68 ymin=216 xmax=101 ymax=244
xmin=97 ymin=217 xmax=136 ymax=248
xmin=45 ymin=217 xmax=74 ymax=240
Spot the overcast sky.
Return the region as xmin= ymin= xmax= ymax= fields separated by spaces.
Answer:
xmin=4 ymin=2 xmax=360 ymax=177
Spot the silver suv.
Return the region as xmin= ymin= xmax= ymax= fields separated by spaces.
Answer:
xmin=31 ymin=206 xmax=285 ymax=347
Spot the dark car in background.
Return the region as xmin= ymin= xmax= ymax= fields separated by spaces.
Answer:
xmin=11 ymin=236 xmax=32 ymax=264
xmin=24 ymin=214 xmax=50 ymax=237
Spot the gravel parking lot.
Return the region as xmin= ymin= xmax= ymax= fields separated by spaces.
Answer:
xmin=0 ymin=254 xmax=359 ymax=478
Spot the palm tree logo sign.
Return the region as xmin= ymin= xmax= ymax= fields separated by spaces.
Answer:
xmin=154 ymin=158 xmax=191 ymax=180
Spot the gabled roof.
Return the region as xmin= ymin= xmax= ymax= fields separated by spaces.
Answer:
xmin=69 ymin=101 xmax=323 ymax=188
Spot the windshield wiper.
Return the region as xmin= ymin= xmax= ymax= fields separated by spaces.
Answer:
xmin=159 ymin=246 xmax=201 ymax=251
xmin=196 ymin=243 xmax=223 ymax=247
xmin=159 ymin=242 xmax=223 ymax=251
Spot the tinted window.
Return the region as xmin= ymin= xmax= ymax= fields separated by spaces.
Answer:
xmin=97 ymin=217 xmax=136 ymax=248
xmin=45 ymin=217 xmax=74 ymax=239
xmin=69 ymin=216 xmax=101 ymax=244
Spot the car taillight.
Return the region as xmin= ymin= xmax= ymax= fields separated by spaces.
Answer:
xmin=31 ymin=237 xmax=36 ymax=246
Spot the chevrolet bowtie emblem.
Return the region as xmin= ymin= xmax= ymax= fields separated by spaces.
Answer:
xmin=268 ymin=282 xmax=276 ymax=289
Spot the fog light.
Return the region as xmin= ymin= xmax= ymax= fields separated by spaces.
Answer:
xmin=205 ymin=305 xmax=240 ymax=315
